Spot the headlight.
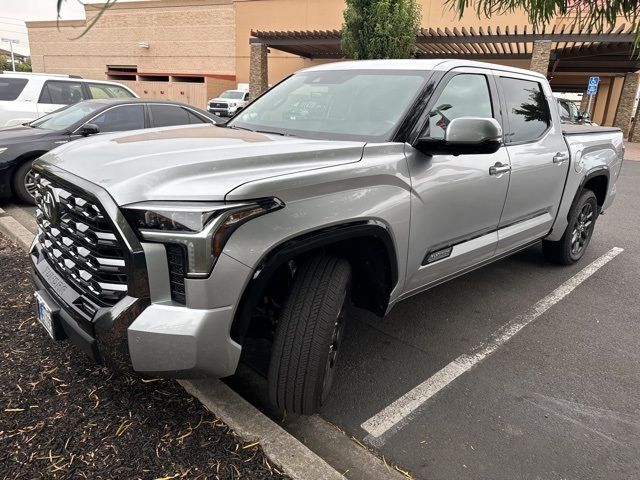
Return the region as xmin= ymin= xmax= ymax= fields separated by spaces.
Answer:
xmin=228 ymin=102 xmax=237 ymax=107
xmin=0 ymin=147 xmax=7 ymax=155
xmin=122 ymin=199 xmax=283 ymax=276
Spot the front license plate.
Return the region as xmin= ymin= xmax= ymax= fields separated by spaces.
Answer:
xmin=35 ymin=292 xmax=56 ymax=340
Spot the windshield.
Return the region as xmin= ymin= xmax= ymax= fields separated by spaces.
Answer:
xmin=220 ymin=91 xmax=246 ymax=100
xmin=30 ymin=102 xmax=105 ymax=131
xmin=229 ymin=70 xmax=428 ymax=141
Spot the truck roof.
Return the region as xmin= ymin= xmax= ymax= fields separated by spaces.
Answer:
xmin=301 ymin=59 xmax=547 ymax=80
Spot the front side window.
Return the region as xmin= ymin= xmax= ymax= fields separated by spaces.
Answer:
xmin=39 ymin=81 xmax=86 ymax=105
xmin=0 ymin=78 xmax=28 ymax=101
xmin=500 ymin=77 xmax=551 ymax=143
xmin=230 ymin=70 xmax=427 ymax=141
xmin=424 ymin=74 xmax=493 ymax=139
xmin=89 ymin=83 xmax=135 ymax=99
xmin=91 ymin=105 xmax=145 ymax=132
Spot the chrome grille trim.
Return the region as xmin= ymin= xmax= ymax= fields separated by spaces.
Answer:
xmin=33 ymin=172 xmax=128 ymax=308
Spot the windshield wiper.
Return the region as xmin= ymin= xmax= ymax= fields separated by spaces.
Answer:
xmin=254 ymin=129 xmax=295 ymax=137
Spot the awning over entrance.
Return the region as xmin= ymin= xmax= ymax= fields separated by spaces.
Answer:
xmin=250 ymin=24 xmax=640 ymax=73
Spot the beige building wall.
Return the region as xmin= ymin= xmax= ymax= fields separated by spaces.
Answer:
xmin=27 ymin=0 xmax=237 ymax=108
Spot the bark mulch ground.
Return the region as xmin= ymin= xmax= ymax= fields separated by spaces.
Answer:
xmin=0 ymin=235 xmax=290 ymax=480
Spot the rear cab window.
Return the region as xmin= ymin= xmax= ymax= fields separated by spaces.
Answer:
xmin=89 ymin=83 xmax=135 ymax=99
xmin=499 ymin=77 xmax=551 ymax=143
xmin=0 ymin=78 xmax=29 ymax=101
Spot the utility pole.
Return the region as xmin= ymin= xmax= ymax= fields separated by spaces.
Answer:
xmin=1 ymin=38 xmax=20 ymax=72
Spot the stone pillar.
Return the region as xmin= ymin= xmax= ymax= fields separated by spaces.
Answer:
xmin=613 ymin=72 xmax=640 ymax=138
xmin=529 ymin=40 xmax=552 ymax=77
xmin=629 ymin=104 xmax=640 ymax=142
xmin=249 ymin=43 xmax=268 ymax=101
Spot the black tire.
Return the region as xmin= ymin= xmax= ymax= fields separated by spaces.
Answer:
xmin=12 ymin=160 xmax=37 ymax=205
xmin=542 ymin=189 xmax=598 ymax=265
xmin=268 ymin=255 xmax=351 ymax=415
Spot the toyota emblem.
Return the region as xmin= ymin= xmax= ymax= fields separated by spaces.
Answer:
xmin=42 ymin=190 xmax=59 ymax=224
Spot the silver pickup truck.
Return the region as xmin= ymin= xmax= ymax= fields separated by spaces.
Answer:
xmin=30 ymin=60 xmax=623 ymax=415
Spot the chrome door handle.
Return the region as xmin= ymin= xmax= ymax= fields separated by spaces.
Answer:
xmin=553 ymin=152 xmax=569 ymax=163
xmin=489 ymin=162 xmax=511 ymax=175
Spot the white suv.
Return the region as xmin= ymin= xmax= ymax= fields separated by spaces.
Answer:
xmin=0 ymin=72 xmax=138 ymax=127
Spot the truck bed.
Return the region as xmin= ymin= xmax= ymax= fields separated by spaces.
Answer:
xmin=562 ymin=124 xmax=621 ymax=135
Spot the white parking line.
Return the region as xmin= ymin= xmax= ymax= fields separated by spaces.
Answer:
xmin=361 ymin=247 xmax=624 ymax=446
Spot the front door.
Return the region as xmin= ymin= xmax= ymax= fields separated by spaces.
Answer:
xmin=403 ymin=69 xmax=510 ymax=296
xmin=494 ymin=73 xmax=570 ymax=255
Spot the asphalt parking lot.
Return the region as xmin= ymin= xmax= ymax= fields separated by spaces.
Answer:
xmin=2 ymin=161 xmax=639 ymax=479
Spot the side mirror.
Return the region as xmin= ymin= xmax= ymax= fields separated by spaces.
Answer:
xmin=414 ymin=117 xmax=503 ymax=156
xmin=580 ymin=112 xmax=591 ymax=123
xmin=78 ymin=123 xmax=100 ymax=136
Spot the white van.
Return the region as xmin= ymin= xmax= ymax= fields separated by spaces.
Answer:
xmin=0 ymin=72 xmax=138 ymax=126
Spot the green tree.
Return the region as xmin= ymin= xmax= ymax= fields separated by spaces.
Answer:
xmin=0 ymin=55 xmax=10 ymax=71
xmin=16 ymin=58 xmax=32 ymax=72
xmin=342 ymin=0 xmax=422 ymax=59
xmin=447 ymin=0 xmax=640 ymax=46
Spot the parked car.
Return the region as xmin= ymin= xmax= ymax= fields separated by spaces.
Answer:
xmin=207 ymin=89 xmax=250 ymax=117
xmin=0 ymin=99 xmax=216 ymax=203
xmin=0 ymin=72 xmax=138 ymax=127
xmin=30 ymin=60 xmax=622 ymax=415
xmin=557 ymin=97 xmax=595 ymax=125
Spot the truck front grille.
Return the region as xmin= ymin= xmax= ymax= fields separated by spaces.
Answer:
xmin=210 ymin=102 xmax=227 ymax=109
xmin=33 ymin=173 xmax=128 ymax=313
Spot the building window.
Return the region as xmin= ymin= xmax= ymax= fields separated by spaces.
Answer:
xmin=107 ymin=65 xmax=137 ymax=81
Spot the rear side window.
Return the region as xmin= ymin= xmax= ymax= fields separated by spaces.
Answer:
xmin=0 ymin=78 xmax=28 ymax=100
xmin=500 ymin=77 xmax=551 ymax=143
xmin=424 ymin=74 xmax=493 ymax=140
xmin=39 ymin=81 xmax=86 ymax=105
xmin=91 ymin=105 xmax=145 ymax=132
xmin=89 ymin=83 xmax=135 ymax=99
xmin=150 ymin=104 xmax=197 ymax=127
xmin=185 ymin=109 xmax=208 ymax=124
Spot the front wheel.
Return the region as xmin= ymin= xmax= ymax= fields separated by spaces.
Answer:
xmin=13 ymin=161 xmax=37 ymax=205
xmin=542 ymin=189 xmax=598 ymax=265
xmin=268 ymin=255 xmax=351 ymax=415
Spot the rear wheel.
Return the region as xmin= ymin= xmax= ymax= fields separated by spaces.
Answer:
xmin=13 ymin=160 xmax=37 ymax=205
xmin=542 ymin=189 xmax=598 ymax=265
xmin=268 ymin=255 xmax=351 ymax=415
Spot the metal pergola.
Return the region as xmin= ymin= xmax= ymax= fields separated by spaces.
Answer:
xmin=250 ymin=24 xmax=640 ymax=74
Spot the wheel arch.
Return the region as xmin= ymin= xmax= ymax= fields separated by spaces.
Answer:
xmin=571 ymin=167 xmax=609 ymax=216
xmin=230 ymin=220 xmax=399 ymax=344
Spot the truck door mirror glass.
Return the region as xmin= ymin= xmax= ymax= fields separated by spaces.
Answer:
xmin=580 ymin=112 xmax=591 ymax=123
xmin=414 ymin=117 xmax=503 ymax=156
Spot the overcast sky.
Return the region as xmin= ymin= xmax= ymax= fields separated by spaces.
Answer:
xmin=0 ymin=1 xmax=137 ymax=56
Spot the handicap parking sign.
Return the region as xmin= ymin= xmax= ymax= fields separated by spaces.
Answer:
xmin=588 ymin=76 xmax=600 ymax=87
xmin=587 ymin=85 xmax=598 ymax=95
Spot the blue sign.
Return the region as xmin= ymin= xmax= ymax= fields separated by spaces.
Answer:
xmin=587 ymin=85 xmax=598 ymax=95
xmin=588 ymin=76 xmax=600 ymax=87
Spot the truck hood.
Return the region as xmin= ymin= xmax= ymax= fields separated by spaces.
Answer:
xmin=38 ymin=124 xmax=365 ymax=205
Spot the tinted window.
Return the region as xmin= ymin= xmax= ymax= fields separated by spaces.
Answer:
xmin=39 ymin=81 xmax=86 ymax=105
xmin=89 ymin=83 xmax=135 ymax=99
xmin=91 ymin=105 xmax=145 ymax=132
xmin=500 ymin=77 xmax=551 ymax=143
xmin=185 ymin=109 xmax=208 ymax=124
xmin=424 ymin=74 xmax=493 ymax=139
xmin=150 ymin=104 xmax=191 ymax=127
xmin=0 ymin=78 xmax=28 ymax=101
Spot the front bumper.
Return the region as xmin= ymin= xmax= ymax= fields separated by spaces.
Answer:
xmin=29 ymin=163 xmax=244 ymax=379
xmin=207 ymin=106 xmax=237 ymax=117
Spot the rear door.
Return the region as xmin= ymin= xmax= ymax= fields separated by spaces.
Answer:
xmin=403 ymin=68 xmax=511 ymax=295
xmin=494 ymin=73 xmax=570 ymax=254
xmin=37 ymin=80 xmax=88 ymax=116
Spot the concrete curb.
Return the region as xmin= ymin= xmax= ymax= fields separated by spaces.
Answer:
xmin=0 ymin=208 xmax=35 ymax=252
xmin=180 ymin=379 xmax=345 ymax=480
